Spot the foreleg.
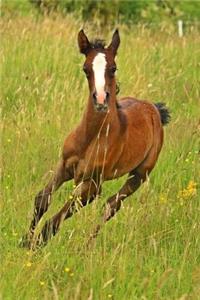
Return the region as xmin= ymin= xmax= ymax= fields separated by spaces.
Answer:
xmin=29 ymin=160 xmax=72 ymax=232
xmin=20 ymin=160 xmax=72 ymax=247
xmin=35 ymin=179 xmax=101 ymax=247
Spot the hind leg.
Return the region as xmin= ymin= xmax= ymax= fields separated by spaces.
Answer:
xmin=89 ymin=146 xmax=160 ymax=241
xmin=88 ymin=169 xmax=146 ymax=241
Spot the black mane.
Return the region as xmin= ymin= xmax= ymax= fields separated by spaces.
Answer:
xmin=90 ymin=39 xmax=106 ymax=50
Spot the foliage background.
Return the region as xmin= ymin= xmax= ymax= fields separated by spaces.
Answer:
xmin=2 ymin=0 xmax=200 ymax=25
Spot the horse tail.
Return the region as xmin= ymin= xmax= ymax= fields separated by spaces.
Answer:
xmin=154 ymin=102 xmax=171 ymax=126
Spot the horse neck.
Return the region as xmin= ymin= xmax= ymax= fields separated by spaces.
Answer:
xmin=82 ymin=91 xmax=119 ymax=137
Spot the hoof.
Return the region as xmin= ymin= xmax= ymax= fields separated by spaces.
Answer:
xmin=34 ymin=233 xmax=47 ymax=249
xmin=19 ymin=233 xmax=47 ymax=250
xmin=20 ymin=222 xmax=53 ymax=249
xmin=19 ymin=233 xmax=33 ymax=249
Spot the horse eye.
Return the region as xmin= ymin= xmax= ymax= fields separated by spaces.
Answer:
xmin=109 ymin=66 xmax=117 ymax=76
xmin=111 ymin=66 xmax=117 ymax=73
xmin=83 ymin=66 xmax=87 ymax=73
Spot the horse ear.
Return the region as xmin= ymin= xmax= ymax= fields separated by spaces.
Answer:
xmin=107 ymin=29 xmax=120 ymax=56
xmin=78 ymin=29 xmax=91 ymax=55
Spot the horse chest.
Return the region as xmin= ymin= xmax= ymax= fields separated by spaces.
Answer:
xmin=74 ymin=138 xmax=125 ymax=181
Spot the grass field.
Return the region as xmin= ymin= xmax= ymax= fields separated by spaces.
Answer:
xmin=1 ymin=14 xmax=200 ymax=300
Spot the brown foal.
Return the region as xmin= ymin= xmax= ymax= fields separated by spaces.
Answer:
xmin=22 ymin=29 xmax=170 ymax=248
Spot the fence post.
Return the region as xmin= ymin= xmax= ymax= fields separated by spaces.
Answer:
xmin=178 ymin=20 xmax=183 ymax=37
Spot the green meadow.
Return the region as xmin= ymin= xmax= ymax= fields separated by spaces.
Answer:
xmin=1 ymin=13 xmax=200 ymax=300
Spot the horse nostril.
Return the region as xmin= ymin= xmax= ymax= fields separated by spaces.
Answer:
xmin=106 ymin=92 xmax=110 ymax=101
xmin=93 ymin=92 xmax=97 ymax=103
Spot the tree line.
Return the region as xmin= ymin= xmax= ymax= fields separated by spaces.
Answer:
xmin=30 ymin=0 xmax=200 ymax=25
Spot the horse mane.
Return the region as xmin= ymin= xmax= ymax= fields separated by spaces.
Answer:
xmin=91 ymin=39 xmax=106 ymax=50
xmin=116 ymin=82 xmax=121 ymax=109
xmin=116 ymin=81 xmax=120 ymax=95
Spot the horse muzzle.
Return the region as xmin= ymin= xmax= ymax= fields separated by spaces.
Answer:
xmin=93 ymin=92 xmax=110 ymax=112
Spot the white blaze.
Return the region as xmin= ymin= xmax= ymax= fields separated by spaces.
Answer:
xmin=92 ymin=53 xmax=107 ymax=104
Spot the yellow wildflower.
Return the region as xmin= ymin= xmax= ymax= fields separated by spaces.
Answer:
xmin=187 ymin=180 xmax=197 ymax=191
xmin=64 ymin=267 xmax=70 ymax=273
xmin=26 ymin=262 xmax=32 ymax=267
xmin=178 ymin=180 xmax=197 ymax=200
xmin=159 ymin=193 xmax=167 ymax=204
xmin=108 ymin=295 xmax=112 ymax=299
xmin=40 ymin=281 xmax=45 ymax=286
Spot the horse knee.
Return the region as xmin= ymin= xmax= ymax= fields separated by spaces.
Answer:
xmin=34 ymin=190 xmax=50 ymax=216
xmin=130 ymin=171 xmax=141 ymax=182
xmin=73 ymin=180 xmax=100 ymax=204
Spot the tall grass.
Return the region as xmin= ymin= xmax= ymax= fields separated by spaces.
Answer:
xmin=1 ymin=15 xmax=200 ymax=300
